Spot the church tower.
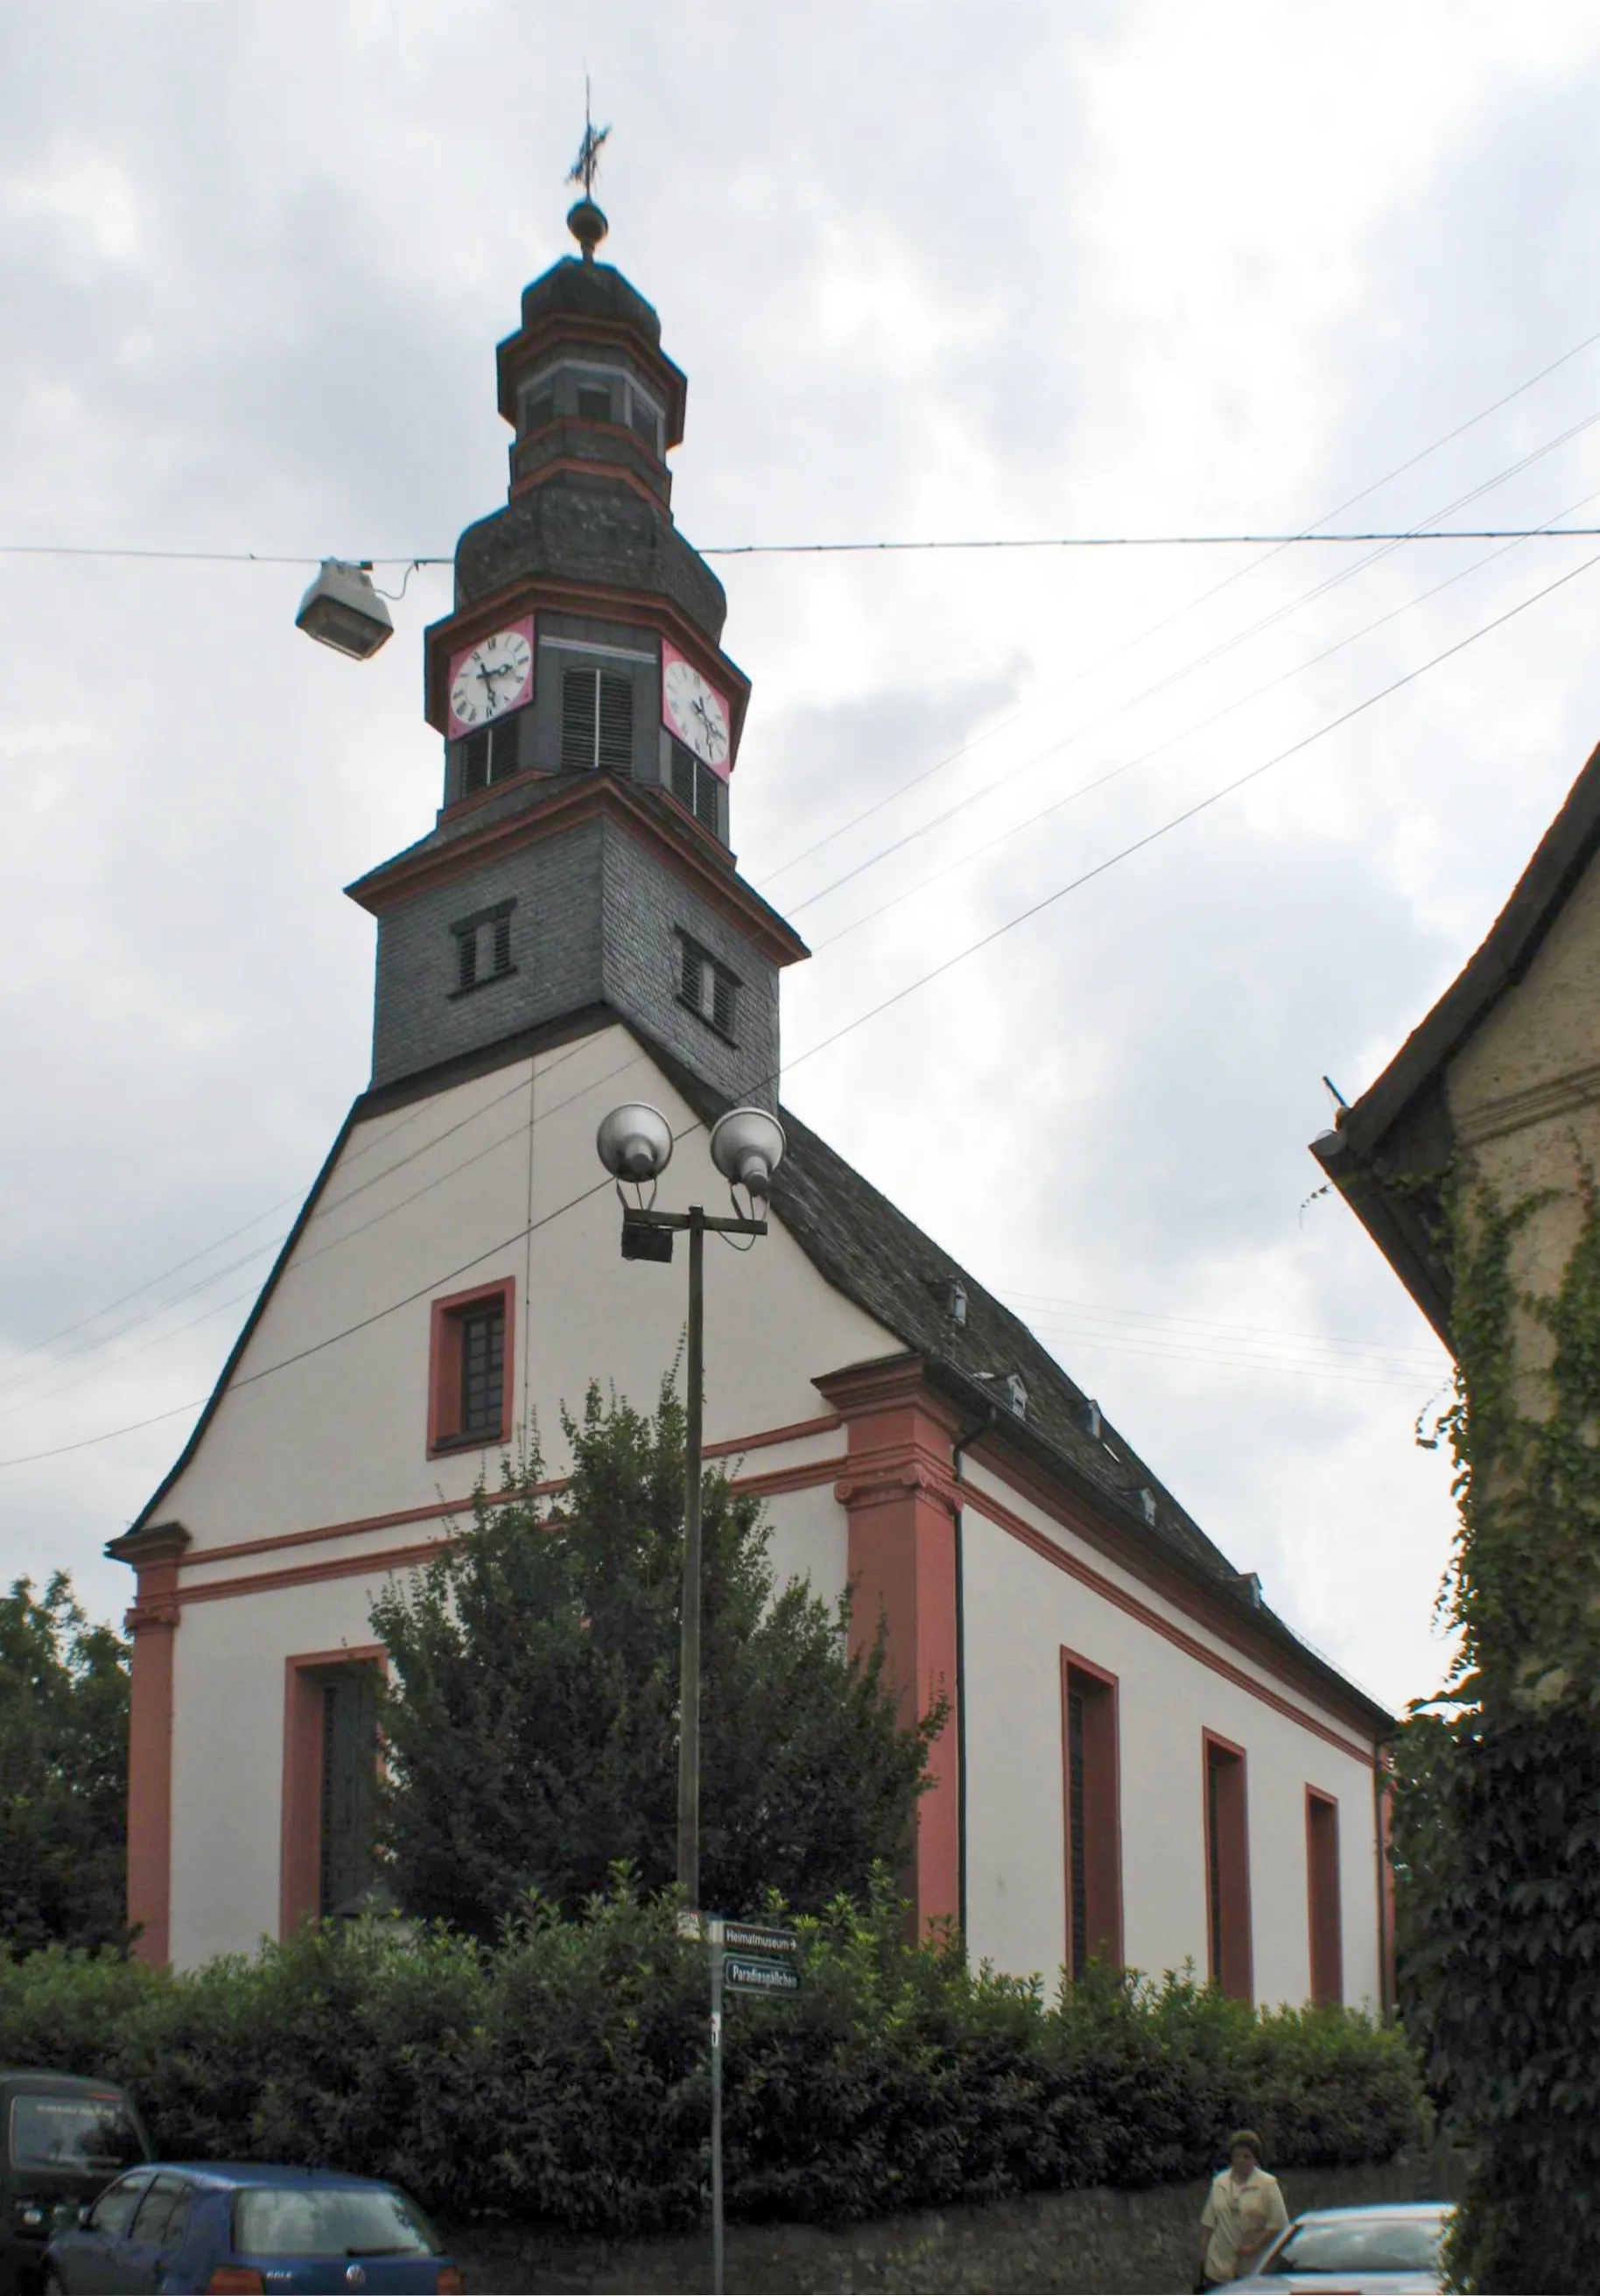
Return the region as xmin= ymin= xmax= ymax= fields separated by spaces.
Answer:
xmin=344 ymin=190 xmax=807 ymax=1107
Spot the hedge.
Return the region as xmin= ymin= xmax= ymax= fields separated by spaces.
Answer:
xmin=0 ymin=1871 xmax=1421 ymax=2236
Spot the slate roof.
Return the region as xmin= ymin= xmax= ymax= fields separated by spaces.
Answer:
xmin=646 ymin=1043 xmax=1391 ymax=1733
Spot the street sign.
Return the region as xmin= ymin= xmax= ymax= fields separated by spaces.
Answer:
xmin=724 ymin=1953 xmax=802 ymax=1996
xmin=720 ymin=1920 xmax=798 ymax=1958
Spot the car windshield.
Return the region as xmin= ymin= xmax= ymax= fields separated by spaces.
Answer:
xmin=7 ymin=2096 xmax=144 ymax=2174
xmin=233 ymin=2187 xmax=439 ymax=2258
xmin=1271 ymin=2214 xmax=1448 ymax=2273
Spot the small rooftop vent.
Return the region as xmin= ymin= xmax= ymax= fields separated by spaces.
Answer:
xmin=1234 ymin=1570 xmax=1264 ymax=1609
xmin=1003 ymin=1372 xmax=1028 ymax=1420
xmin=1084 ymin=1397 xmax=1103 ymax=1442
xmin=947 ymin=1280 xmax=969 ymax=1327
xmin=1139 ymin=1486 xmax=1158 ymax=1526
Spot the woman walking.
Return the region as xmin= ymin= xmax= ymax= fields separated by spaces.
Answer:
xmin=1198 ymin=2130 xmax=1288 ymax=2288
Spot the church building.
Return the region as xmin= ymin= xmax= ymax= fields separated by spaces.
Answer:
xmin=111 ymin=192 xmax=1392 ymax=2005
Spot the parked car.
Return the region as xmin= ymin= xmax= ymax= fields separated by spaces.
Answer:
xmin=1 ymin=2070 xmax=154 ymax=2296
xmin=1212 ymin=2201 xmax=1452 ymax=2292
xmin=44 ymin=2162 xmax=464 ymax=2295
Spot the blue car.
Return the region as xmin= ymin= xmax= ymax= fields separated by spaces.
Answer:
xmin=44 ymin=2162 xmax=464 ymax=2296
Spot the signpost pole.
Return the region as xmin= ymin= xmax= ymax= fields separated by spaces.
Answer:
xmin=710 ymin=1922 xmax=725 ymax=2296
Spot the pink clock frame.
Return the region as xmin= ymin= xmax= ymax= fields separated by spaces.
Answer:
xmin=661 ymin=638 xmax=733 ymax=780
xmin=446 ymin=614 xmax=537 ymax=740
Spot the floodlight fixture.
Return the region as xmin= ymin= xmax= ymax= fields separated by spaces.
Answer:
xmin=295 ymin=558 xmax=395 ymax=660
xmin=595 ymin=1102 xmax=674 ymax=1184
xmin=707 ymin=1106 xmax=787 ymax=1203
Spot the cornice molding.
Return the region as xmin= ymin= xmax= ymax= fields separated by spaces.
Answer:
xmin=345 ymin=774 xmax=809 ymax=968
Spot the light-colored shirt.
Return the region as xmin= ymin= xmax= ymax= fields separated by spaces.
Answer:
xmin=1201 ymin=2163 xmax=1288 ymax=2283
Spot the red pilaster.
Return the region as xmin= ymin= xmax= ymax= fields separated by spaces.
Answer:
xmin=815 ymin=1356 xmax=963 ymax=1936
xmin=108 ymin=1521 xmax=191 ymax=1966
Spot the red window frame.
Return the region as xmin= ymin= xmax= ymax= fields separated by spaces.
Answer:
xmin=427 ymin=1276 xmax=516 ymax=1457
xmin=1203 ymin=1728 xmax=1253 ymax=2001
xmin=1060 ymin=1647 xmax=1124 ymax=1976
xmin=1306 ymin=1787 xmax=1344 ymax=2005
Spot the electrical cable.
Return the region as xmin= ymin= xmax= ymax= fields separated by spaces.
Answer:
xmin=775 ymin=405 xmax=1600 ymax=918
xmin=15 ymin=326 xmax=1600 ymax=1426
xmin=756 ymin=319 xmax=1600 ymax=886
xmin=804 ymin=477 xmax=1600 ymax=946
xmin=4 ymin=533 xmax=1591 ymax=1472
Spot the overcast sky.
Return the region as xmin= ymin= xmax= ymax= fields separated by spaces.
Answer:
xmin=4 ymin=1 xmax=1600 ymax=1716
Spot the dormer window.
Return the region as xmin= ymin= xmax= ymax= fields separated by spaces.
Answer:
xmin=670 ymin=740 xmax=721 ymax=834
xmin=561 ymin=668 xmax=634 ymax=774
xmin=451 ymin=902 xmax=515 ymax=996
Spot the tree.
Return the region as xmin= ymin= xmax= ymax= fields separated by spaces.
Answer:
xmin=0 ymin=1572 xmax=131 ymax=1953
xmin=1391 ymin=1172 xmax=1600 ymax=2293
xmin=370 ymin=1383 xmax=944 ymax=1935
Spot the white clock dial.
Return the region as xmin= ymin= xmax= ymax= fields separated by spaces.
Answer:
xmin=450 ymin=628 xmax=533 ymax=727
xmin=663 ymin=657 xmax=730 ymax=768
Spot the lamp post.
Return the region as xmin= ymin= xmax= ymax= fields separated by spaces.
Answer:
xmin=594 ymin=1101 xmax=787 ymax=1908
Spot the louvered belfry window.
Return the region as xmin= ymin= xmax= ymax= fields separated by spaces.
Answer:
xmin=678 ymin=935 xmax=739 ymax=1041
xmin=460 ymin=714 xmax=523 ymax=797
xmin=670 ymin=739 xmax=720 ymax=832
xmin=561 ymin=668 xmax=634 ymax=774
xmin=453 ymin=902 xmax=515 ymax=995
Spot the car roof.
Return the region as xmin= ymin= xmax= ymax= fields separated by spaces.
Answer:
xmin=0 ymin=2071 xmax=136 ymax=2098
xmin=1291 ymin=2202 xmax=1452 ymax=2222
xmin=147 ymin=2165 xmax=406 ymax=2193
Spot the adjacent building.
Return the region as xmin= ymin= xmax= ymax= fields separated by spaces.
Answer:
xmin=112 ymin=199 xmax=1391 ymax=2003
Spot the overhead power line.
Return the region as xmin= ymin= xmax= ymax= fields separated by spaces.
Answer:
xmin=11 ymin=322 xmax=1600 ymax=1435
xmin=4 ymin=534 xmax=1594 ymax=1474
xmin=9 ymin=528 xmax=1600 ymax=572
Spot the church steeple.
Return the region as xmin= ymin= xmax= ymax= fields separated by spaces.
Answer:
xmin=344 ymin=164 xmax=807 ymax=1111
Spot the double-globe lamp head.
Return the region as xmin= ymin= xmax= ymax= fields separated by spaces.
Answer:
xmin=595 ymin=1102 xmax=787 ymax=1202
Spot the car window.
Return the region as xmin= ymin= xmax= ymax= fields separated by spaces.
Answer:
xmin=8 ymin=2093 xmax=145 ymax=2174
xmin=130 ymin=2177 xmax=190 ymax=2250
xmin=1271 ymin=2213 xmax=1449 ymax=2272
xmin=86 ymin=2173 xmax=154 ymax=2241
xmin=233 ymin=2187 xmax=439 ymax=2258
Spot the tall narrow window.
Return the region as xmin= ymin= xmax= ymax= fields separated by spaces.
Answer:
xmin=427 ymin=1279 xmax=515 ymax=1455
xmin=576 ymin=382 xmax=614 ymax=424
xmin=561 ymin=668 xmax=634 ymax=773
xmin=319 ymin=1666 xmax=379 ymax=1917
xmin=1062 ymin=1652 xmax=1122 ymax=1977
xmin=1306 ymin=1788 xmax=1343 ymax=2005
xmin=1204 ymin=1732 xmax=1253 ymax=2000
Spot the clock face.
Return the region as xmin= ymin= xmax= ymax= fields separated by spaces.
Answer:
xmin=448 ymin=621 xmax=534 ymax=734
xmin=661 ymin=643 xmax=732 ymax=772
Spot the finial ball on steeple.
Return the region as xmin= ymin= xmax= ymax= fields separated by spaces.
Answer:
xmin=566 ymin=196 xmax=608 ymax=262
xmin=566 ymin=90 xmax=611 ymax=265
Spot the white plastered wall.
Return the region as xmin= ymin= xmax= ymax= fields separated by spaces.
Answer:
xmin=158 ymin=1023 xmax=885 ymax=1964
xmin=959 ymin=1462 xmax=1381 ymax=2006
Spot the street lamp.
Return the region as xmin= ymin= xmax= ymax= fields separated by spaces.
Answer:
xmin=595 ymin=1101 xmax=786 ymax=1910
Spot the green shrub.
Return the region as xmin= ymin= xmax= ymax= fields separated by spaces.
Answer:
xmin=0 ymin=1872 xmax=1421 ymax=2236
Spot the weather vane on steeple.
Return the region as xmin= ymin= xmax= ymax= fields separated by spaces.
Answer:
xmin=565 ymin=81 xmax=611 ymax=263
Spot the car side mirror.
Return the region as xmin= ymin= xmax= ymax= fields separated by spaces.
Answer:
xmin=49 ymin=2201 xmax=88 ymax=2232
